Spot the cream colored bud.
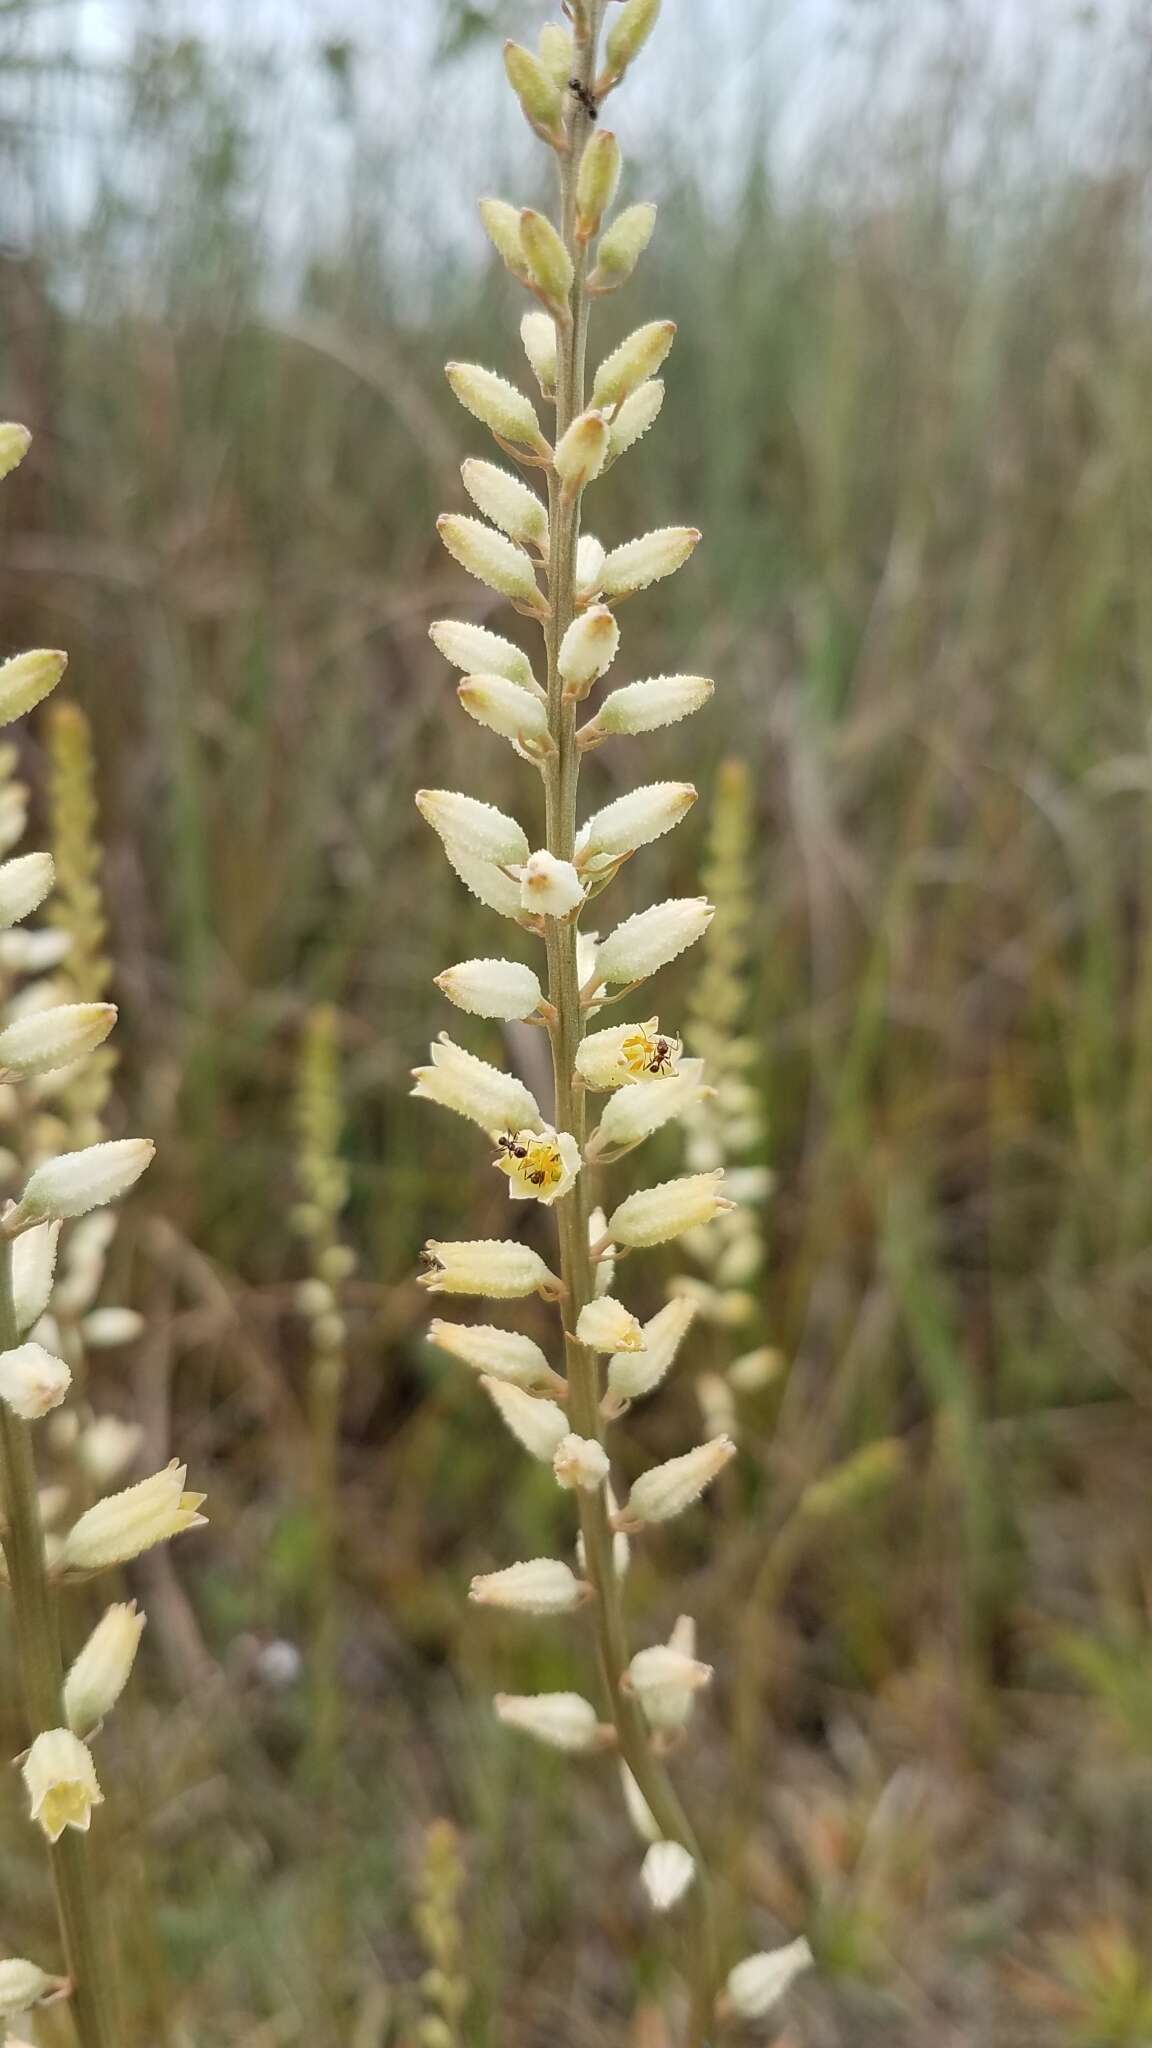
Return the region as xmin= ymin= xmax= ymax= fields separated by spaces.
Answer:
xmin=592 ymin=203 xmax=658 ymax=292
xmin=429 ymin=618 xmax=538 ymax=694
xmin=0 ymin=1341 xmax=69 ymax=1420
xmin=0 ymin=852 xmax=55 ymax=929
xmin=482 ymin=1377 xmax=568 ymax=1461
xmin=518 ymin=850 xmax=584 ymax=918
xmin=600 ymin=526 xmax=701 ymax=600
xmin=435 ymin=957 xmax=544 ymax=1022
xmin=576 ymin=782 xmax=696 ymax=868
xmin=0 ymin=423 xmax=32 ymax=481
xmin=0 ymin=1957 xmax=66 ymax=2016
xmin=554 ymin=410 xmax=610 ymax=492
xmin=459 ymin=675 xmax=553 ymax=760
xmin=495 ymin=1690 xmax=601 ymax=1751
xmin=445 ymin=845 xmax=526 ymax=922
xmin=416 ymin=790 xmax=530 ymax=868
xmin=577 ymin=129 xmax=622 ymax=239
xmin=558 ymin=604 xmax=619 ymax=692
xmin=641 ymin=1840 xmax=695 ymax=1912
xmin=11 ymin=1219 xmax=60 ymax=1334
xmin=0 ymin=650 xmax=67 ymax=729
xmin=589 ymin=674 xmax=714 ymax=739
xmin=0 ymin=1002 xmax=116 ymax=1078
xmin=603 ymin=0 xmax=662 ymax=83
xmin=595 ymin=898 xmax=714 ymax=985
xmin=591 ymin=322 xmax=675 ymax=412
xmin=478 ymin=197 xmax=529 ymax=281
xmin=81 ymin=1306 xmax=146 ymax=1348
xmin=626 ymin=1637 xmax=712 ymax=1731
xmin=576 ymin=533 xmax=606 ymax=600
xmin=428 ymin=1319 xmax=553 ymax=1389
xmin=23 ymin=1728 xmax=103 ymax=1841
xmin=76 ymin=1415 xmax=143 ymax=1487
xmin=503 ymin=41 xmax=565 ymax=145
xmin=59 ymin=1462 xmax=206 ymax=1573
xmin=461 ymin=459 xmax=549 ymax=550
xmin=728 ymin=1346 xmax=784 ymax=1394
xmin=619 ymin=1435 xmax=735 ymax=1527
xmin=418 ymin=1239 xmax=562 ymax=1301
xmin=438 ymin=515 xmax=544 ymax=612
xmin=521 ymin=311 xmax=559 ymax=397
xmin=412 ymin=1034 xmax=543 ymax=1139
xmin=537 ymin=21 xmax=574 ymax=86
xmin=576 ymin=1295 xmax=644 ymax=1353
xmin=519 ymin=209 xmax=573 ymax=309
xmin=10 ymin=1138 xmax=155 ymax=1227
xmin=64 ymin=1600 xmax=147 ymax=1735
xmin=553 ymin=1431 xmax=611 ymax=1492
xmin=724 ymin=1939 xmax=814 ymax=2019
xmin=608 ymin=376 xmax=666 ymax=459
xmin=446 ymin=362 xmax=547 ymax=455
xmin=609 ymin=1171 xmax=731 ymax=1249
xmin=470 ymin=1556 xmax=588 ymax=1614
xmin=587 ymin=1068 xmax=708 ymax=1160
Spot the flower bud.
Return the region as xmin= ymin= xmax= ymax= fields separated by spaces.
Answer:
xmin=724 ymin=1939 xmax=814 ymax=2020
xmin=591 ymin=321 xmax=675 ymax=412
xmin=518 ymin=850 xmax=583 ymax=918
xmin=591 ymin=203 xmax=658 ymax=292
xmin=0 ymin=1341 xmax=70 ymax=1419
xmin=435 ymin=957 xmax=544 ymax=1021
xmin=576 ymin=1018 xmax=681 ymax=1090
xmin=22 ymin=1728 xmax=103 ymax=1841
xmin=576 ymin=1295 xmax=644 ymax=1353
xmin=520 ymin=208 xmax=573 ymax=310
xmin=577 ymin=129 xmax=622 ymax=240
xmin=482 ymin=1377 xmax=568 ymax=1461
xmin=553 ymin=1431 xmax=610 ymax=1491
xmin=460 ymin=459 xmax=549 ymax=549
xmin=0 ymin=422 xmax=32 ymax=481
xmin=558 ymin=604 xmax=619 ymax=692
xmin=0 ymin=851 xmax=55 ymax=929
xmin=728 ymin=1345 xmax=784 ymax=1394
xmin=438 ymin=514 xmax=544 ymax=613
xmin=459 ymin=675 xmax=553 ymax=760
xmin=605 ymin=1298 xmax=697 ymax=1414
xmin=81 ymin=1306 xmax=146 ymax=1349
xmin=537 ymin=21 xmax=574 ymax=86
xmin=0 ymin=650 xmax=67 ymax=729
xmin=77 ymin=1415 xmax=144 ymax=1486
xmin=521 ymin=311 xmax=558 ymax=397
xmin=626 ymin=1633 xmax=712 ymax=1732
xmin=608 ymin=376 xmax=665 ymax=458
xmin=495 ymin=1690 xmax=602 ymax=1751
xmin=503 ymin=41 xmax=565 ymax=146
xmin=0 ymin=1958 xmax=66 ymax=2016
xmin=59 ymin=1461 xmax=206 ymax=1573
xmin=0 ymin=1001 xmax=116 ymax=1078
xmin=478 ymin=197 xmax=530 ymax=281
xmin=554 ymin=410 xmax=610 ymax=492
xmin=618 ymin=1435 xmax=735 ymax=1528
xmin=576 ymin=782 xmax=696 ymax=868
xmin=576 ymin=533 xmax=606 ymax=600
xmin=416 ymin=790 xmax=530 ymax=868
xmin=64 ymin=1600 xmax=147 ymax=1735
xmin=603 ymin=0 xmax=662 ymax=85
xmin=444 ymin=845 xmax=526 ymax=921
xmin=429 ymin=618 xmax=539 ymax=694
xmin=587 ymin=1067 xmax=708 ymax=1160
xmin=418 ymin=1239 xmax=563 ymax=1301
xmin=11 ymin=1219 xmax=60 ymax=1334
xmin=595 ymin=898 xmax=714 ymax=986
xmin=621 ymin=1762 xmax=660 ymax=1841
xmin=412 ymin=1034 xmax=543 ymax=1139
xmin=8 ymin=1138 xmax=154 ymax=1231
xmin=470 ymin=1557 xmax=588 ymax=1615
xmin=585 ymin=674 xmax=713 ymax=741
xmin=428 ymin=1319 xmax=554 ymax=1389
xmin=641 ymin=1840 xmax=695 ymax=1912
xmin=609 ymin=1171 xmax=732 ymax=1249
xmin=446 ymin=362 xmax=547 ymax=455
xmin=600 ymin=526 xmax=701 ymax=600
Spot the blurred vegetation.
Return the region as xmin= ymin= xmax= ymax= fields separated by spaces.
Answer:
xmin=4 ymin=0 xmax=1152 ymax=2041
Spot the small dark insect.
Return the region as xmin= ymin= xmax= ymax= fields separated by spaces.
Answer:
xmin=527 ymin=1169 xmax=548 ymax=1187
xmin=647 ymin=1038 xmax=675 ymax=1076
xmin=568 ymin=76 xmax=599 ymax=120
xmin=496 ymin=1132 xmax=529 ymax=1161
xmin=419 ymin=1248 xmax=444 ymax=1273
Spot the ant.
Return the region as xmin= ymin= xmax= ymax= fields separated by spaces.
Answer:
xmin=496 ymin=1132 xmax=529 ymax=1162
xmin=419 ymin=1248 xmax=444 ymax=1273
xmin=646 ymin=1037 xmax=676 ymax=1076
xmin=568 ymin=77 xmax=599 ymax=121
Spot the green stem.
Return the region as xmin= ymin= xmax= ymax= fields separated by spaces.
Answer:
xmin=540 ymin=12 xmax=719 ymax=2040
xmin=0 ymin=1238 xmax=121 ymax=2048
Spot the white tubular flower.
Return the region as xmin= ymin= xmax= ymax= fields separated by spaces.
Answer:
xmin=22 ymin=1729 xmax=103 ymax=1842
xmin=8 ymin=1138 xmax=155 ymax=1229
xmin=625 ymin=1631 xmax=713 ymax=1733
xmin=575 ymin=1295 xmax=645 ymax=1353
xmin=428 ymin=1319 xmax=554 ymax=1389
xmin=576 ymin=783 xmax=697 ymax=870
xmin=586 ymin=1067 xmax=709 ymax=1159
xmin=438 ymin=514 xmax=545 ymax=612
xmin=0 ymin=650 xmax=67 ymax=729
xmin=444 ymin=843 xmax=526 ymax=921
xmin=469 ymin=1557 xmax=588 ymax=1615
xmin=435 ymin=958 xmax=544 ymax=1021
xmin=76 ymin=1415 xmax=143 ymax=1486
xmin=58 ymin=1461 xmax=207 ymax=1573
xmin=609 ymin=1171 xmax=732 ymax=1249
xmin=0 ymin=1958 xmax=66 ymax=2016
xmin=724 ymin=1939 xmax=814 ymax=2019
xmin=0 ymin=1341 xmax=70 ymax=1420
xmin=576 ymin=533 xmax=606 ymax=601
xmin=482 ymin=1377 xmax=569 ymax=1461
xmin=0 ymin=1002 xmax=116 ymax=1078
xmin=494 ymin=1126 xmax=581 ymax=1205
xmin=63 ymin=1600 xmax=147 ymax=1736
xmin=418 ymin=785 xmax=532 ymax=870
xmin=586 ymin=674 xmax=714 ymax=741
xmin=518 ymin=850 xmax=584 ymax=918
xmin=0 ymin=421 xmax=32 ymax=480
xmin=411 ymin=1034 xmax=543 ymax=1139
xmin=495 ymin=1690 xmax=603 ymax=1752
xmin=554 ymin=410 xmax=610 ymax=491
xmin=558 ymin=605 xmax=620 ymax=693
xmin=595 ymin=899 xmax=714 ymax=986
xmin=591 ymin=321 xmax=676 ymax=410
xmin=641 ymin=1840 xmax=696 ymax=1912
xmin=600 ymin=527 xmax=701 ymax=601
xmin=418 ymin=1239 xmax=562 ymax=1300
xmin=553 ymin=1431 xmax=610 ymax=1492
xmin=592 ymin=202 xmax=658 ymax=292
xmin=576 ymin=1019 xmax=682 ymax=1090
xmin=608 ymin=378 xmax=665 ymax=460
xmin=445 ymin=362 xmax=547 ymax=454
xmin=461 ymin=458 xmax=549 ymax=549
xmin=429 ymin=618 xmax=539 ymax=695
xmin=0 ymin=852 xmax=55 ymax=929
xmin=458 ymin=674 xmax=553 ymax=761
xmin=11 ymin=1219 xmax=61 ymax=1334
xmin=604 ymin=1296 xmax=697 ymax=1415
xmin=618 ymin=1435 xmax=736 ymax=1529
xmin=521 ymin=310 xmax=559 ymax=397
